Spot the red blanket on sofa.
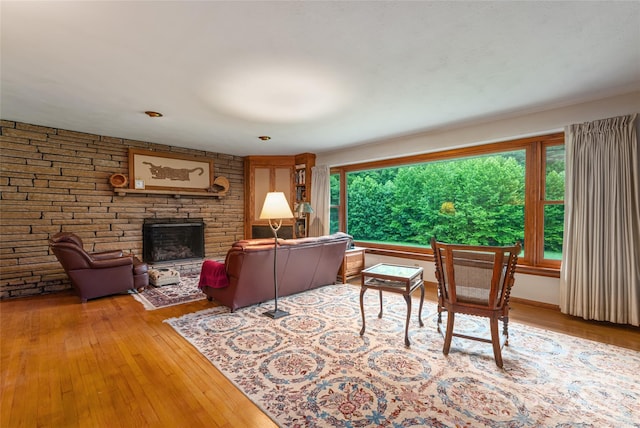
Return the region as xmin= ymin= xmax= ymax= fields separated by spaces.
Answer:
xmin=198 ymin=260 xmax=229 ymax=289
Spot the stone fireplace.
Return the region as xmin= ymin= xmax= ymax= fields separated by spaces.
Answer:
xmin=143 ymin=218 xmax=205 ymax=264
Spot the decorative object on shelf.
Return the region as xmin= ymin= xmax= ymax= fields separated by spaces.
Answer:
xmin=109 ymin=173 xmax=128 ymax=188
xmin=294 ymin=218 xmax=305 ymax=238
xmin=129 ymin=148 xmax=214 ymax=192
xmin=259 ymin=192 xmax=294 ymax=319
xmin=295 ymin=186 xmax=307 ymax=201
xmin=134 ymin=179 xmax=145 ymax=189
xmin=295 ymin=165 xmax=306 ymax=185
xmin=294 ymin=163 xmax=308 ymax=202
xmin=294 ymin=201 xmax=313 ymax=237
xmin=207 ymin=176 xmax=230 ymax=196
xmin=295 ymin=201 xmax=314 ymax=216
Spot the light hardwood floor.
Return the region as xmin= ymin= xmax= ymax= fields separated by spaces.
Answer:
xmin=2 ymin=283 xmax=638 ymax=427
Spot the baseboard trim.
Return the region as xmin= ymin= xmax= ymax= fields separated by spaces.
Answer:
xmin=422 ymin=280 xmax=560 ymax=310
xmin=511 ymin=296 xmax=559 ymax=311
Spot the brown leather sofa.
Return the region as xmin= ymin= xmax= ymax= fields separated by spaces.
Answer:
xmin=49 ymin=232 xmax=149 ymax=302
xmin=201 ymin=232 xmax=353 ymax=311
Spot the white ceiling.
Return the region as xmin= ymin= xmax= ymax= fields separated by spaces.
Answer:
xmin=2 ymin=1 xmax=639 ymax=156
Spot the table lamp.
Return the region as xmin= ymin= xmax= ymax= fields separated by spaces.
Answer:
xmin=295 ymin=202 xmax=314 ymax=237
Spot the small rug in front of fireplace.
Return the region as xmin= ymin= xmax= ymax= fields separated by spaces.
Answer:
xmin=131 ymin=275 xmax=205 ymax=310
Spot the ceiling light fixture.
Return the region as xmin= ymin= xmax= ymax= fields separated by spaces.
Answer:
xmin=258 ymin=136 xmax=271 ymax=141
xmin=144 ymin=111 xmax=163 ymax=118
xmin=207 ymin=62 xmax=350 ymax=123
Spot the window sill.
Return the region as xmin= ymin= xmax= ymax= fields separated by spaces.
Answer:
xmin=360 ymin=245 xmax=560 ymax=278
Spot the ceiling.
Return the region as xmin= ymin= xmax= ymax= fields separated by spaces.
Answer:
xmin=2 ymin=1 xmax=639 ymax=157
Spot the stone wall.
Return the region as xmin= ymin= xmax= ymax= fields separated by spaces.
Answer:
xmin=0 ymin=120 xmax=244 ymax=299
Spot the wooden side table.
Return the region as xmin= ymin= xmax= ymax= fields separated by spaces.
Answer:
xmin=338 ymin=247 xmax=365 ymax=283
xmin=359 ymin=263 xmax=424 ymax=347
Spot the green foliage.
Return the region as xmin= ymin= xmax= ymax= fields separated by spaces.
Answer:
xmin=330 ymin=174 xmax=340 ymax=205
xmin=329 ymin=174 xmax=340 ymax=234
xmin=346 ymin=153 xmax=537 ymax=247
xmin=546 ymin=170 xmax=565 ymax=200
xmin=544 ymin=204 xmax=564 ymax=254
xmin=347 ymin=173 xmax=397 ymax=240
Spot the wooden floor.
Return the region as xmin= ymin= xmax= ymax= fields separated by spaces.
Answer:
xmin=2 ymin=283 xmax=639 ymax=427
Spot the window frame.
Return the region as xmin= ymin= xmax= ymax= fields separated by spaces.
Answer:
xmin=330 ymin=132 xmax=564 ymax=277
xmin=536 ymin=140 xmax=565 ymax=268
xmin=329 ymin=170 xmax=346 ymax=233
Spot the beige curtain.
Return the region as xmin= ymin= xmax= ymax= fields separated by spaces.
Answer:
xmin=309 ymin=165 xmax=330 ymax=237
xmin=560 ymin=114 xmax=640 ymax=326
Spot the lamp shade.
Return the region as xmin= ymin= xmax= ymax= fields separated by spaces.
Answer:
xmin=295 ymin=202 xmax=314 ymax=215
xmin=259 ymin=192 xmax=294 ymax=220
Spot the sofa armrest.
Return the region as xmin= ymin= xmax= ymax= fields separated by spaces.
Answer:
xmin=88 ymin=256 xmax=133 ymax=269
xmin=232 ymin=238 xmax=281 ymax=249
xmin=91 ymin=250 xmax=125 ymax=260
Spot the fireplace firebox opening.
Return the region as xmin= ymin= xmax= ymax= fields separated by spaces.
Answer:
xmin=143 ymin=218 xmax=205 ymax=264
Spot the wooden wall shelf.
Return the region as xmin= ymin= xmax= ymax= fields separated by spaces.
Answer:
xmin=113 ymin=188 xmax=226 ymax=198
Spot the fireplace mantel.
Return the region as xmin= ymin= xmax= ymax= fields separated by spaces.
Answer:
xmin=113 ymin=188 xmax=226 ymax=198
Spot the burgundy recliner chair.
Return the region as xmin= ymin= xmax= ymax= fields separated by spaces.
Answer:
xmin=49 ymin=232 xmax=149 ymax=302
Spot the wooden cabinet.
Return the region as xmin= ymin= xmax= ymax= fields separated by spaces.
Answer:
xmin=338 ymin=247 xmax=365 ymax=283
xmin=244 ymin=153 xmax=315 ymax=239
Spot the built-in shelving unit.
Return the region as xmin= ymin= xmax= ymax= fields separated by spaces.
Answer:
xmin=293 ymin=153 xmax=315 ymax=237
xmin=244 ymin=153 xmax=315 ymax=239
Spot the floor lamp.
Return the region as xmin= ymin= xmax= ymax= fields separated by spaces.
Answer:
xmin=259 ymin=192 xmax=294 ymax=319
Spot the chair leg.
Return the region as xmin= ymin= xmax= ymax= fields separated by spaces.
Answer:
xmin=443 ymin=312 xmax=455 ymax=355
xmin=490 ymin=318 xmax=503 ymax=368
xmin=502 ymin=315 xmax=509 ymax=346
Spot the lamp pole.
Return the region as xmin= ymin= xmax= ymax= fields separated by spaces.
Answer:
xmin=264 ymin=217 xmax=287 ymax=318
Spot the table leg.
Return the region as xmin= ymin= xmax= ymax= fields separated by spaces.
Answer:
xmin=378 ymin=289 xmax=383 ymax=318
xmin=359 ymin=287 xmax=367 ymax=336
xmin=403 ymin=293 xmax=412 ymax=347
xmin=418 ymin=283 xmax=425 ymax=327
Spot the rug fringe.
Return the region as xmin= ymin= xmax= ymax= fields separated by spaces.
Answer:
xmin=131 ymin=292 xmax=157 ymax=310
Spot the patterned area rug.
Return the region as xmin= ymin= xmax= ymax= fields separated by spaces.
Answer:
xmin=165 ymin=284 xmax=639 ymax=427
xmin=132 ymin=275 xmax=205 ymax=310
